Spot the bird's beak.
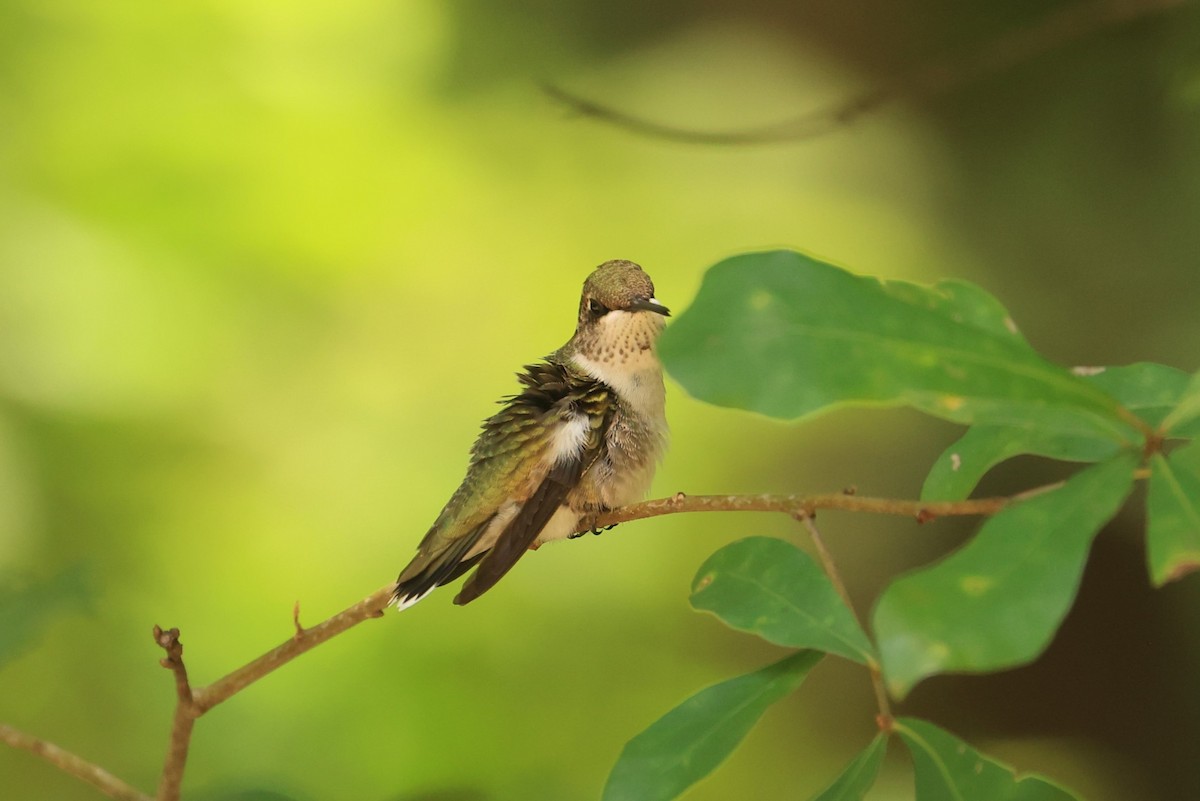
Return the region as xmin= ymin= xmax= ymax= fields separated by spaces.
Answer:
xmin=628 ymin=297 xmax=671 ymax=317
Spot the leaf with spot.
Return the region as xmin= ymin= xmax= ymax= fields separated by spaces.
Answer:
xmin=897 ymin=717 xmax=1081 ymax=800
xmin=691 ymin=537 xmax=875 ymax=664
xmin=603 ymin=650 xmax=822 ymax=801
xmin=922 ymin=363 xmax=1191 ymax=501
xmin=875 ymin=453 xmax=1137 ymax=698
xmin=809 ymin=734 xmax=887 ymax=801
xmin=1147 ymin=444 xmax=1200 ymax=585
xmin=660 ymin=251 xmax=1136 ymax=442
xmin=879 ymin=277 xmax=1028 ymax=342
xmin=921 ymin=425 xmax=1117 ymax=502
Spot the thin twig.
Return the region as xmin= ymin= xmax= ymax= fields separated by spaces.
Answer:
xmin=168 ymin=487 xmax=1042 ymax=721
xmin=545 ymin=0 xmax=1187 ymax=145
xmin=191 ymin=586 xmax=392 ymax=714
xmin=796 ymin=514 xmax=893 ymax=727
xmin=187 ymin=487 xmax=1044 ymax=715
xmin=153 ymin=626 xmax=196 ymax=801
xmin=797 ymin=513 xmax=855 ymax=612
xmin=0 ymin=482 xmax=1074 ymax=800
xmin=586 ymin=487 xmax=1029 ymax=531
xmin=0 ymin=724 xmax=152 ymax=801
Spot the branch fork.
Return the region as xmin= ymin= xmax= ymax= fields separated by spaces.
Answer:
xmin=3 ymin=481 xmax=1064 ymax=800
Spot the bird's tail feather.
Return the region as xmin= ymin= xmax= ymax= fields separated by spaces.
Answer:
xmin=391 ymin=520 xmax=491 ymax=609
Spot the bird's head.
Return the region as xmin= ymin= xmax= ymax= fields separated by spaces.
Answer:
xmin=569 ymin=259 xmax=670 ymax=368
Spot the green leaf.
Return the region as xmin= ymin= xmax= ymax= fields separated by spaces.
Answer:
xmin=691 ymin=537 xmax=875 ymax=664
xmin=660 ymin=251 xmax=1133 ymax=441
xmin=875 ymin=453 xmax=1137 ymax=698
xmin=921 ymin=363 xmax=1191 ymax=501
xmin=879 ymin=278 xmax=1027 ymax=342
xmin=809 ymin=734 xmax=887 ymax=801
xmin=896 ymin=717 xmax=1080 ymax=800
xmin=0 ymin=566 xmax=92 ymax=672
xmin=1084 ymin=362 xmax=1193 ymax=429
xmin=921 ymin=425 xmax=1118 ymax=502
xmin=603 ymin=650 xmax=822 ymax=801
xmin=1147 ymin=447 xmax=1200 ymax=585
xmin=1161 ymin=369 xmax=1200 ymax=435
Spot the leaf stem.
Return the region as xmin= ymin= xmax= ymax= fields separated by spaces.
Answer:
xmin=796 ymin=513 xmax=893 ymax=726
xmin=796 ymin=513 xmax=855 ymax=612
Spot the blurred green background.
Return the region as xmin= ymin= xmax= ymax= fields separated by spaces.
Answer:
xmin=2 ymin=1 xmax=1199 ymax=799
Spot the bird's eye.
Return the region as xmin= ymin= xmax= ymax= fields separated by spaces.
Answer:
xmin=588 ymin=298 xmax=609 ymax=317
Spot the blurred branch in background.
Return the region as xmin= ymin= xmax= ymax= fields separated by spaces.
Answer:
xmin=0 ymin=724 xmax=151 ymax=801
xmin=545 ymin=0 xmax=1189 ymax=144
xmin=2 ymin=0 xmax=1195 ymax=797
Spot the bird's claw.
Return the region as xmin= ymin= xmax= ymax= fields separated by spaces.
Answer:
xmin=570 ymin=520 xmax=619 ymax=539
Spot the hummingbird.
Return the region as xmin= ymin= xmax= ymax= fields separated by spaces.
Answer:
xmin=391 ymin=260 xmax=670 ymax=608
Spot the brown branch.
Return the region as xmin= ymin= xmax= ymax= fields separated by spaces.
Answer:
xmin=0 ymin=724 xmax=152 ymax=801
xmin=545 ymin=0 xmax=1188 ymax=145
xmin=586 ymin=487 xmax=1024 ymax=531
xmin=153 ymin=626 xmax=196 ymax=801
xmin=163 ymin=487 xmax=1040 ymax=726
xmin=191 ymin=585 xmax=392 ymax=714
xmin=141 ymin=589 xmax=392 ymax=799
xmin=797 ymin=513 xmax=856 ymax=616
xmin=0 ymin=482 xmax=1073 ymax=800
xmin=796 ymin=513 xmax=893 ymax=727
xmin=177 ymin=486 xmax=1046 ymax=719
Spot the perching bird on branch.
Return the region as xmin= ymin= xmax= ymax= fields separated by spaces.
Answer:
xmin=391 ymin=260 xmax=670 ymax=608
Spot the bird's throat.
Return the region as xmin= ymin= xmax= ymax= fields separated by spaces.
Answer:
xmin=568 ymin=311 xmax=666 ymax=420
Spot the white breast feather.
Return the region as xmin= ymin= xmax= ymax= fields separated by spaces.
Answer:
xmin=550 ymin=413 xmax=590 ymax=464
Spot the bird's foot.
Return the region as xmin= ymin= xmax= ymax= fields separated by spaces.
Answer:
xmin=571 ymin=513 xmax=618 ymax=539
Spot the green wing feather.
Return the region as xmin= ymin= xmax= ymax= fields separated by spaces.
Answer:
xmin=393 ymin=358 xmax=610 ymax=605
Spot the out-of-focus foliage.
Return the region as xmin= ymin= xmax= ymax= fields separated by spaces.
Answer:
xmin=0 ymin=566 xmax=91 ymax=671
xmin=2 ymin=1 xmax=1199 ymax=800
